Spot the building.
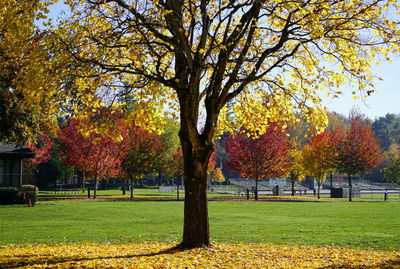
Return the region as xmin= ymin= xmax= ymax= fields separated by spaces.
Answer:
xmin=0 ymin=144 xmax=34 ymax=187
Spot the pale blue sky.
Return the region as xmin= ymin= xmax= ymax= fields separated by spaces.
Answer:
xmin=48 ymin=2 xmax=399 ymax=120
xmin=322 ymin=59 xmax=400 ymax=119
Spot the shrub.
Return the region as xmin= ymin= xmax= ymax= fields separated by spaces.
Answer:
xmin=0 ymin=187 xmax=22 ymax=205
xmin=20 ymin=185 xmax=39 ymax=205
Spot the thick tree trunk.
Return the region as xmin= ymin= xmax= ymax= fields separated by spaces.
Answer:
xmin=182 ymin=171 xmax=209 ymax=248
xmin=179 ymin=128 xmax=213 ymax=248
xmin=348 ymin=174 xmax=352 ymax=202
xmin=93 ymin=180 xmax=98 ymax=199
xmin=317 ymin=182 xmax=321 ymax=199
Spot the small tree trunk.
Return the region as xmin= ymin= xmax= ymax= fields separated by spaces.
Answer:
xmin=348 ymin=174 xmax=352 ymax=202
xmin=330 ymin=174 xmax=333 ymax=198
xmin=255 ymin=179 xmax=259 ymax=200
xmin=93 ymin=180 xmax=98 ymax=199
xmin=176 ymin=177 xmax=180 ymax=201
xmin=130 ymin=179 xmax=134 ymax=199
xmin=122 ymin=180 xmax=126 ymax=195
xmin=317 ymin=182 xmax=321 ymax=199
xmin=291 ymin=179 xmax=295 ymax=196
xmin=79 ymin=171 xmax=85 ymax=193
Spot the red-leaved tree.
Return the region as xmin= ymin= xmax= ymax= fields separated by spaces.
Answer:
xmin=58 ymin=118 xmax=128 ymax=198
xmin=225 ymin=123 xmax=291 ymax=200
xmin=29 ymin=134 xmax=54 ymax=164
xmin=336 ymin=113 xmax=383 ymax=201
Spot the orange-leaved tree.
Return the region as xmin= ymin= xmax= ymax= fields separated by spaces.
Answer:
xmin=299 ymin=130 xmax=340 ymax=199
xmin=225 ymin=123 xmax=291 ymax=200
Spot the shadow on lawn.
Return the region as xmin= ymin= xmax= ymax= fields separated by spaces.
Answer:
xmin=0 ymin=245 xmax=184 ymax=268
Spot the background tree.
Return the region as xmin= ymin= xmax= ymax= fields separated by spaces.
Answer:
xmin=58 ymin=117 xmax=128 ymax=198
xmin=383 ymin=157 xmax=400 ymax=186
xmin=165 ymin=147 xmax=185 ymax=200
xmin=121 ymin=125 xmax=167 ymax=199
xmin=336 ymin=112 xmax=384 ymax=201
xmin=299 ymin=131 xmax=339 ymax=199
xmin=29 ymin=134 xmax=54 ymax=165
xmin=225 ymin=123 xmax=291 ymax=200
xmin=18 ymin=0 xmax=399 ymax=247
xmin=287 ymin=139 xmax=306 ymax=196
xmin=372 ymin=114 xmax=400 ymax=151
xmin=212 ymin=168 xmax=225 ymax=185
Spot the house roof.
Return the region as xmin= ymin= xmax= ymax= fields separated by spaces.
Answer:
xmin=0 ymin=143 xmax=34 ymax=158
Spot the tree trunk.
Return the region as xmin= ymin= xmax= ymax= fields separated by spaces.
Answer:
xmin=330 ymin=174 xmax=333 ymax=198
xmin=180 ymin=131 xmax=213 ymax=248
xmin=78 ymin=171 xmax=85 ymax=193
xmin=348 ymin=174 xmax=352 ymax=202
xmin=122 ymin=179 xmax=126 ymax=195
xmin=291 ymin=180 xmax=295 ymax=196
xmin=93 ymin=180 xmax=98 ymax=199
xmin=255 ymin=179 xmax=259 ymax=200
xmin=182 ymin=171 xmax=209 ymax=248
xmin=130 ymin=179 xmax=134 ymax=199
xmin=290 ymin=172 xmax=296 ymax=196
xmin=176 ymin=177 xmax=180 ymax=201
xmin=317 ymin=182 xmax=321 ymax=199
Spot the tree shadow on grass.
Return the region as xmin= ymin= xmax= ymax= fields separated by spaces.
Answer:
xmin=0 ymin=245 xmax=185 ymax=268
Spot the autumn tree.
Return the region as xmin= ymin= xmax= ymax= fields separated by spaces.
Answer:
xmin=287 ymin=139 xmax=306 ymax=196
xmin=299 ymin=130 xmax=339 ymax=199
xmin=15 ymin=0 xmax=399 ymax=247
xmin=383 ymin=157 xmax=400 ymax=186
xmin=226 ymin=124 xmax=291 ymax=200
xmin=58 ymin=118 xmax=128 ymax=198
xmin=0 ymin=0 xmax=61 ymax=145
xmin=121 ymin=125 xmax=167 ymax=198
xmin=336 ymin=113 xmax=384 ymax=201
xmin=212 ymin=168 xmax=225 ymax=184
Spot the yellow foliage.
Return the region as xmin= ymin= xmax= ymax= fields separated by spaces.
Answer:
xmin=0 ymin=243 xmax=398 ymax=268
xmin=213 ymin=168 xmax=225 ymax=183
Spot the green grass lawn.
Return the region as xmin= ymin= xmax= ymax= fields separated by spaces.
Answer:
xmin=0 ymin=199 xmax=399 ymax=250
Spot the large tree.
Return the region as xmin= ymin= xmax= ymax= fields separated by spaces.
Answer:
xmin=225 ymin=124 xmax=291 ymax=200
xmin=0 ymin=0 xmax=60 ymax=145
xmin=17 ymin=0 xmax=400 ymax=247
xmin=336 ymin=113 xmax=384 ymax=201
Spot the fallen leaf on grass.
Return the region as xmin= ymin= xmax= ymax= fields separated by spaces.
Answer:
xmin=0 ymin=243 xmax=399 ymax=268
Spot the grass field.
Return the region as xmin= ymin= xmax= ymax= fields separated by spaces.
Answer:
xmin=1 ymin=198 xmax=399 ymax=251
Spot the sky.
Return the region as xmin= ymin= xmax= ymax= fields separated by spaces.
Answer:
xmin=48 ymin=2 xmax=399 ymax=120
xmin=321 ymin=59 xmax=400 ymax=120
